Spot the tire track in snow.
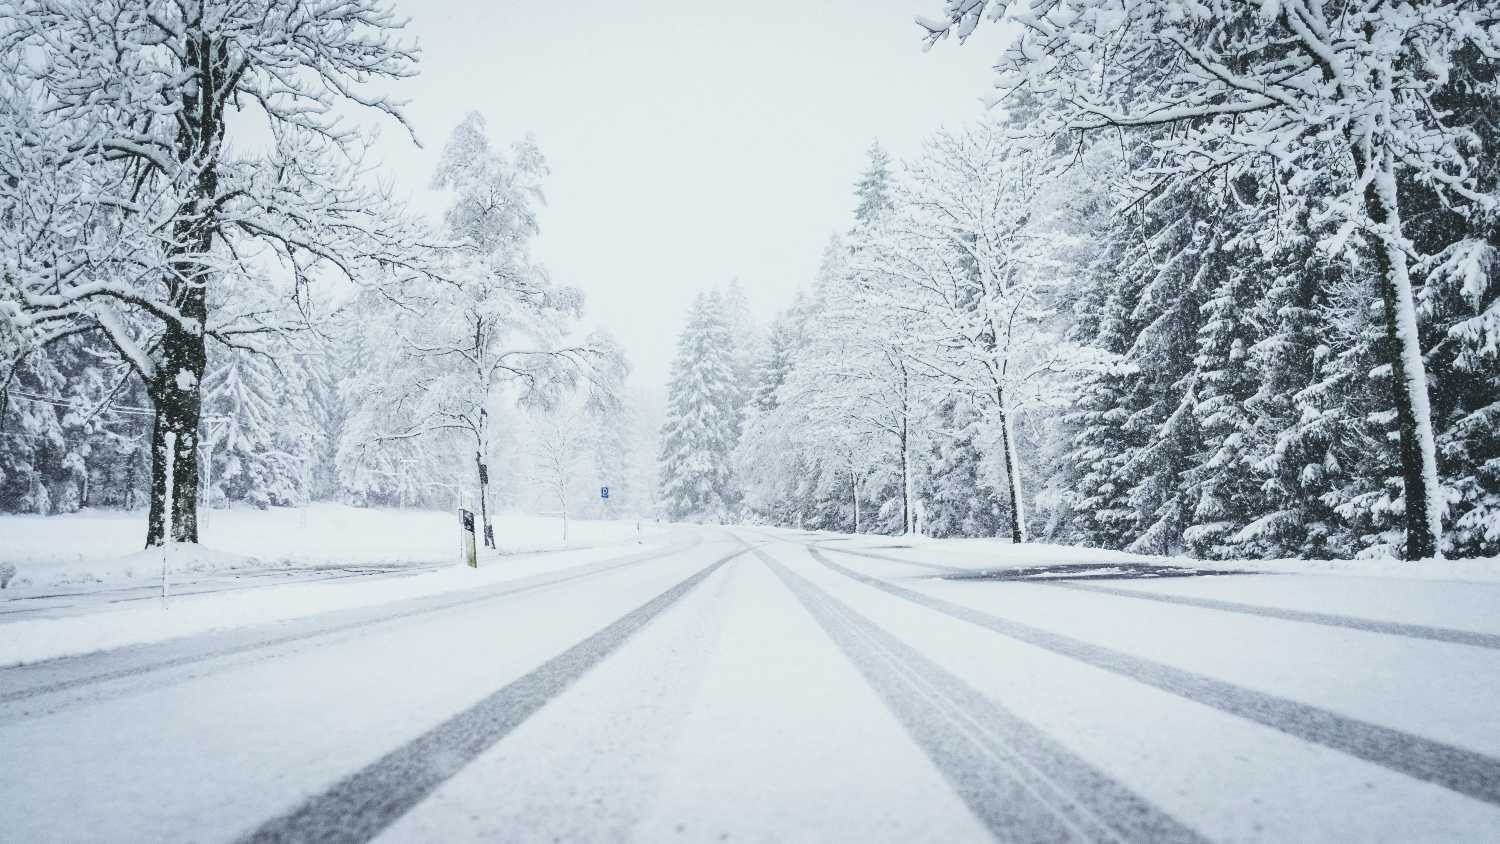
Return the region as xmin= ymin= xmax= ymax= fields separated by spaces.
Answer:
xmin=821 ymin=545 xmax=967 ymax=575
xmin=1043 ymin=580 xmax=1500 ymax=651
xmin=828 ymin=544 xmax=1500 ymax=650
xmin=0 ymin=535 xmax=703 ymax=714
xmin=238 ymin=544 xmax=749 ymax=844
xmin=809 ymin=546 xmax=1500 ymax=808
xmin=750 ymin=543 xmax=1206 ymax=843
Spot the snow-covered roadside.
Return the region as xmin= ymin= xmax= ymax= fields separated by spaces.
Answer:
xmin=0 ymin=503 xmax=653 ymax=588
xmin=794 ymin=531 xmax=1500 ymax=583
xmin=0 ymin=537 xmax=676 ymax=668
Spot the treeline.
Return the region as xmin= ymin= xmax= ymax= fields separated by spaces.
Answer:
xmin=661 ymin=2 xmax=1500 ymax=559
xmin=0 ymin=2 xmax=635 ymax=547
xmin=891 ymin=1 xmax=1500 ymax=560
xmin=1 ymin=110 xmax=644 ymax=532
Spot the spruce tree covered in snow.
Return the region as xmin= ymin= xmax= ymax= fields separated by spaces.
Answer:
xmin=1117 ymin=185 xmax=1215 ymax=556
xmin=854 ymin=142 xmax=896 ymax=227
xmin=201 ymin=346 xmax=318 ymax=510
xmin=659 ymin=292 xmax=742 ymax=522
xmin=1182 ymin=199 xmax=1285 ymax=559
xmin=923 ymin=396 xmax=1003 ymax=538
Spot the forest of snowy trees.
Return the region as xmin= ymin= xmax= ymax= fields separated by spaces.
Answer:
xmin=659 ymin=1 xmax=1500 ymax=561
xmin=5 ymin=0 xmax=1499 ymax=564
xmin=0 ymin=1 xmax=647 ymax=547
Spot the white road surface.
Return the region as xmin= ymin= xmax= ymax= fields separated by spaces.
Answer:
xmin=3 ymin=527 xmax=1499 ymax=842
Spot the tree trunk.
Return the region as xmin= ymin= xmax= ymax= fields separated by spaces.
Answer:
xmin=899 ymin=419 xmax=912 ymax=535
xmin=145 ymin=31 xmax=223 ymax=548
xmin=1354 ymin=143 xmax=1443 ymax=560
xmin=996 ymin=389 xmax=1028 ymax=544
xmin=851 ymin=468 xmax=861 ymax=534
xmin=476 ymin=450 xmax=494 ymax=550
xmin=146 ymin=326 xmax=205 ymax=546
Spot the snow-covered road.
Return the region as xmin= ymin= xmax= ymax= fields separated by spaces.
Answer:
xmin=3 ymin=527 xmax=1499 ymax=842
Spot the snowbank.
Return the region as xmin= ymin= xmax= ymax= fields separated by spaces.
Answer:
xmin=804 ymin=532 xmax=1500 ymax=583
xmin=0 ymin=538 xmax=673 ymax=667
xmin=0 ymin=504 xmax=650 ymax=587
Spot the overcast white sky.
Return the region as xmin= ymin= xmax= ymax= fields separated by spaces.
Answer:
xmin=364 ymin=0 xmax=999 ymax=393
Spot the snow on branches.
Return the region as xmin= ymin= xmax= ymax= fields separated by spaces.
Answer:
xmin=0 ymin=0 xmax=433 ymax=545
xmin=920 ymin=0 xmax=1500 ymax=557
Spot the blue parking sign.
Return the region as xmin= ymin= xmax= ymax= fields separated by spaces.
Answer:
xmin=600 ymin=486 xmax=610 ymax=500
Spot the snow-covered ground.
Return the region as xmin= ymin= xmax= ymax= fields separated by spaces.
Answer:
xmin=4 ymin=525 xmax=1498 ymax=842
xmin=0 ymin=504 xmax=669 ymax=666
xmin=0 ymin=529 xmax=681 ymax=667
xmin=0 ymin=503 xmax=654 ymax=588
xmin=804 ymin=531 xmax=1500 ymax=582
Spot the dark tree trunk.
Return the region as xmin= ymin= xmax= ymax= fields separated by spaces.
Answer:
xmin=1351 ymin=142 xmax=1442 ymax=560
xmin=476 ymin=450 xmax=494 ymax=550
xmin=146 ymin=341 xmax=204 ymax=545
xmin=145 ymin=31 xmax=225 ymax=547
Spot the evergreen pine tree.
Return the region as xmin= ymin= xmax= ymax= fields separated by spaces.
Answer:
xmin=658 ymin=292 xmax=742 ymax=522
xmin=853 ymin=141 xmax=894 ymax=228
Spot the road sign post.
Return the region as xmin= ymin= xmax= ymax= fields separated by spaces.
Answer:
xmin=459 ymin=508 xmax=477 ymax=568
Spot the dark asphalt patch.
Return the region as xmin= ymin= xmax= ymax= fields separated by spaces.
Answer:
xmin=754 ymin=545 xmax=1206 ymax=843
xmin=943 ymin=562 xmax=1259 ymax=582
xmin=810 ymin=547 xmax=1500 ymax=808
xmin=238 ymin=545 xmax=746 ymax=844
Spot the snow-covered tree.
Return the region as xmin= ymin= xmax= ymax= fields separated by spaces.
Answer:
xmin=854 ymin=141 xmax=896 ymax=227
xmin=525 ymin=404 xmax=593 ymax=543
xmin=0 ymin=0 xmax=432 ymax=546
xmin=339 ymin=114 xmax=624 ymax=547
xmin=922 ymin=395 xmax=1003 ymax=538
xmin=858 ymin=122 xmax=1108 ymax=542
xmin=922 ymin=0 xmax=1500 ymax=558
xmin=658 ymin=291 xmax=742 ymax=522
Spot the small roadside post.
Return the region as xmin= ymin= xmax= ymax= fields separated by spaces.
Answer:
xmin=459 ymin=508 xmax=478 ymax=569
xmin=161 ymin=430 xmax=176 ymax=609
